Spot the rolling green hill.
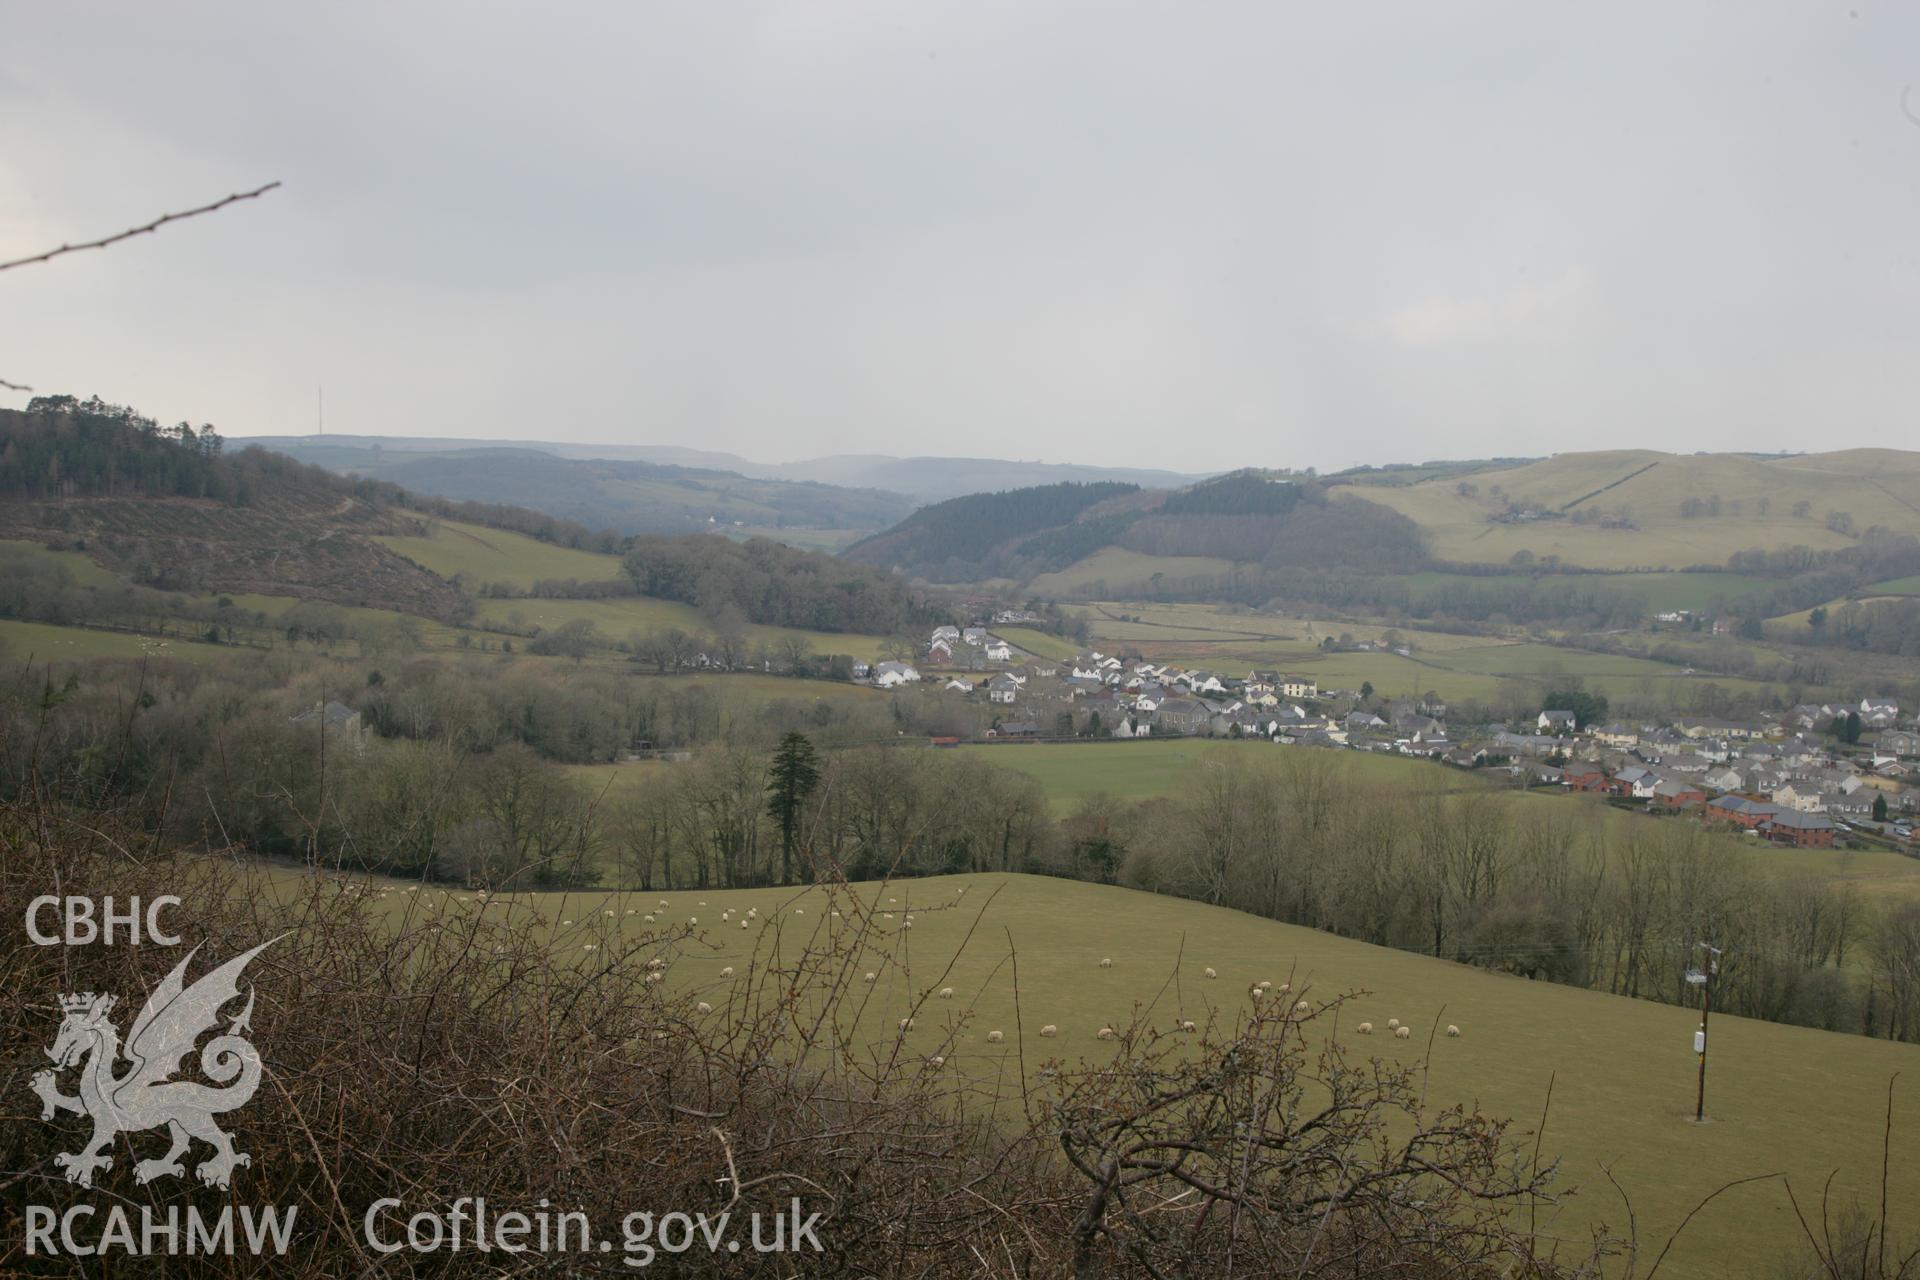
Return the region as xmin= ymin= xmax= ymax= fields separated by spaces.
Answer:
xmin=249 ymin=440 xmax=918 ymax=541
xmin=1336 ymin=448 xmax=1920 ymax=569
xmin=357 ymin=869 xmax=1920 ymax=1279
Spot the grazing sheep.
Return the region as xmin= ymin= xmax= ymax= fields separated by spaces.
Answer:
xmin=1099 ymin=958 xmax=1113 ymax=968
xmin=1040 ymin=1024 xmax=1058 ymax=1038
xmin=1386 ymin=1018 xmax=1400 ymax=1030
xmin=696 ymin=1002 xmax=712 ymax=1014
xmin=987 ymin=1030 xmax=1005 ymax=1043
xmin=1097 ymin=1027 xmax=1116 ymax=1040
xmin=1294 ymin=1000 xmax=1310 ymax=1013
xmin=1394 ymin=1026 xmax=1412 ymax=1040
xmin=1177 ymin=1019 xmax=1197 ymax=1032
xmin=1446 ymin=1024 xmax=1461 ymax=1038
xmin=1203 ymin=967 xmax=1217 ymax=979
xmin=938 ymin=987 xmax=954 ymax=999
xmin=863 ymin=971 xmax=877 ymax=982
xmin=1357 ymin=1022 xmax=1374 ymax=1034
xmin=720 ymin=966 xmax=735 ymax=978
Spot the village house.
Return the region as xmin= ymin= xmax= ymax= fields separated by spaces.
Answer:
xmin=1707 ymin=794 xmax=1778 ymax=829
xmin=1770 ymin=783 xmax=1825 ymax=813
xmin=1650 ymin=778 xmax=1707 ymax=809
xmin=1590 ymin=723 xmax=1641 ymax=749
xmin=1764 ymin=810 xmax=1836 ymax=848
xmin=1154 ymin=697 xmax=1214 ymax=735
xmin=1563 ymin=762 xmax=1609 ymax=793
xmin=291 ymin=700 xmax=368 ymax=751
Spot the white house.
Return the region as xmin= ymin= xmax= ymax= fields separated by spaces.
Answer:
xmin=874 ymin=661 xmax=921 ymax=688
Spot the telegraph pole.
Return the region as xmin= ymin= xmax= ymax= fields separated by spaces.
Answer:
xmin=1688 ymin=943 xmax=1721 ymax=1122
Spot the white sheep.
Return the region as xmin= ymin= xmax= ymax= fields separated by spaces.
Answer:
xmin=1203 ymin=967 xmax=1217 ymax=979
xmin=720 ymin=966 xmax=735 ymax=978
xmin=1386 ymin=1018 xmax=1400 ymax=1030
xmin=1394 ymin=1026 xmax=1412 ymax=1040
xmin=1357 ymin=1022 xmax=1374 ymax=1035
xmin=1446 ymin=1024 xmax=1461 ymax=1038
xmin=987 ymin=1030 xmax=1005 ymax=1043
xmin=1040 ymin=1024 xmax=1058 ymax=1038
xmin=1097 ymin=1027 xmax=1116 ymax=1040
xmin=696 ymin=1001 xmax=712 ymax=1014
xmin=1099 ymin=958 xmax=1113 ymax=968
xmin=938 ymin=987 xmax=954 ymax=999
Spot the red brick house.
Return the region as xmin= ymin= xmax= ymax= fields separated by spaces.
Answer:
xmin=1763 ymin=810 xmax=1836 ymax=848
xmin=1563 ymin=762 xmax=1609 ymax=793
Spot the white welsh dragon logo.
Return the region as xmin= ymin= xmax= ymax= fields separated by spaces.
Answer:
xmin=29 ymin=938 xmax=279 ymax=1190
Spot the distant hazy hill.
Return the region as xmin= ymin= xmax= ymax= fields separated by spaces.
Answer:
xmin=235 ymin=435 xmax=1212 ymax=504
xmin=241 ymin=440 xmax=918 ymax=541
xmin=845 ymin=472 xmax=1425 ymax=591
xmin=1334 ymin=448 xmax=1920 ymax=569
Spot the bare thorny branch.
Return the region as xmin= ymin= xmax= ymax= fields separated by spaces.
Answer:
xmin=2 ymin=180 xmax=281 ymax=394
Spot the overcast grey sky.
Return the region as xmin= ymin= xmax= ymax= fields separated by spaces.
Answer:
xmin=3 ymin=3 xmax=1917 ymax=472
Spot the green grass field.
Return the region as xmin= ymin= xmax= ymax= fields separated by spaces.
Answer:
xmin=0 ymin=618 xmax=229 ymax=662
xmin=993 ymin=627 xmax=1080 ymax=661
xmin=0 ymin=538 xmax=127 ymax=588
xmin=1071 ymin=604 xmax=1786 ymax=704
xmin=1029 ymin=548 xmax=1239 ymax=596
xmin=374 ymin=519 xmax=627 ymax=590
xmin=350 ymin=870 xmax=1920 ymax=1279
xmin=1336 ymin=448 xmax=1920 ymax=569
xmin=970 ymin=739 xmax=1480 ymax=812
xmin=468 ymin=596 xmax=891 ymax=660
xmin=1388 ymin=570 xmax=1777 ymax=614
